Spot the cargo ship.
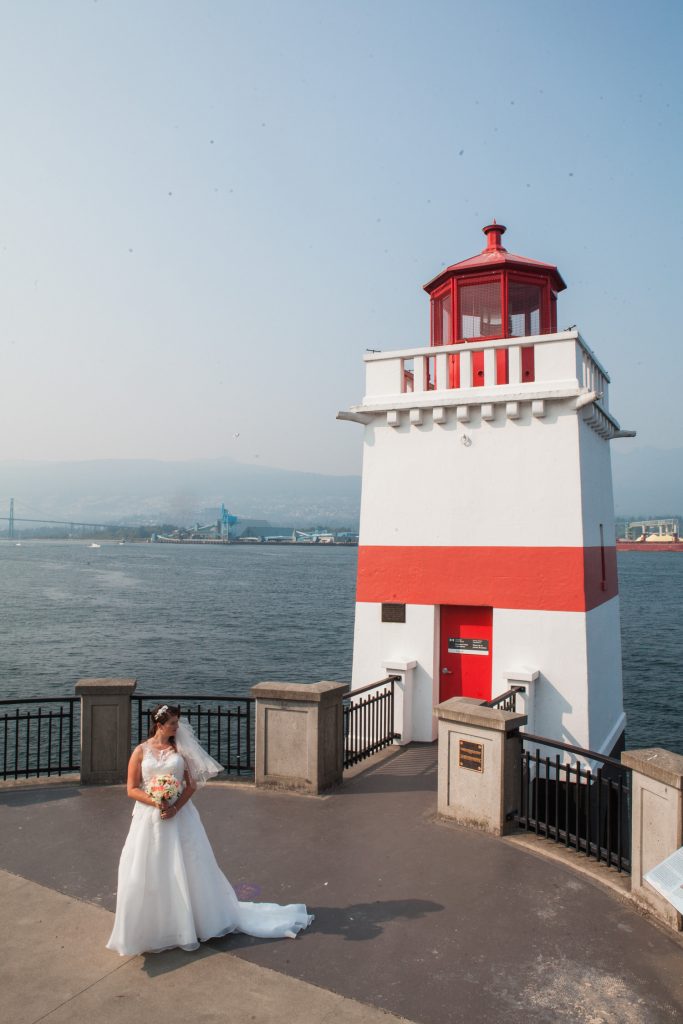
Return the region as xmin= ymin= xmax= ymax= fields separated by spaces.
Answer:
xmin=617 ymin=518 xmax=682 ymax=551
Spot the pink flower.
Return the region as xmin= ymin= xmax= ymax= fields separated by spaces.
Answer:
xmin=147 ymin=774 xmax=181 ymax=805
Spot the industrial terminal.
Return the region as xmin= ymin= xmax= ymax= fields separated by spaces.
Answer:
xmin=149 ymin=504 xmax=358 ymax=545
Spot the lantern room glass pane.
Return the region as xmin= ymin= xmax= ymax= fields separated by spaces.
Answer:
xmin=433 ymin=292 xmax=452 ymax=344
xmin=459 ymin=282 xmax=502 ymax=339
xmin=508 ymin=281 xmax=542 ymax=337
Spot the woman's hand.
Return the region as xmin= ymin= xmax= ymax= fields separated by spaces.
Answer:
xmin=159 ymin=797 xmax=178 ymax=821
xmin=159 ymin=774 xmax=191 ymax=820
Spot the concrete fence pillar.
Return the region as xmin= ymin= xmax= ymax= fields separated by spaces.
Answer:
xmin=503 ymin=667 xmax=539 ymax=734
xmin=621 ymin=748 xmax=683 ymax=931
xmin=435 ymin=696 xmax=527 ymax=836
xmin=382 ymin=659 xmax=417 ymax=745
xmin=252 ymin=681 xmax=348 ymax=794
xmin=76 ymin=677 xmax=137 ymax=785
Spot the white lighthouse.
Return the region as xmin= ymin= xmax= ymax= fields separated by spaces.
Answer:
xmin=340 ymin=223 xmax=633 ymax=755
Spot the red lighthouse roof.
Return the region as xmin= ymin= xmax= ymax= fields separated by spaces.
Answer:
xmin=423 ymin=222 xmax=567 ymax=295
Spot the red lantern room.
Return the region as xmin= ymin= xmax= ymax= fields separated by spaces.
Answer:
xmin=423 ymin=222 xmax=566 ymax=386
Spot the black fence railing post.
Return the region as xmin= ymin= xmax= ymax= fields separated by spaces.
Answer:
xmin=130 ymin=694 xmax=256 ymax=778
xmin=341 ymin=676 xmax=401 ymax=770
xmin=3 ymin=680 xmax=399 ymax=784
xmin=515 ymin=731 xmax=632 ymax=875
xmin=485 ymin=685 xmax=524 ymax=712
xmin=0 ymin=698 xmax=81 ymax=781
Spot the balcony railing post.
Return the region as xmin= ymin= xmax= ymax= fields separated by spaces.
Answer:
xmin=460 ymin=349 xmax=472 ymax=388
xmin=483 ymin=347 xmax=497 ymax=387
xmin=413 ymin=356 xmax=426 ymax=392
xmin=435 ymin=351 xmax=449 ymax=390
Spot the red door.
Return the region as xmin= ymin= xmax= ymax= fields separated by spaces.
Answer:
xmin=439 ymin=605 xmax=493 ymax=702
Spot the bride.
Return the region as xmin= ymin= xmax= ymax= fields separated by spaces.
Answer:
xmin=107 ymin=703 xmax=313 ymax=955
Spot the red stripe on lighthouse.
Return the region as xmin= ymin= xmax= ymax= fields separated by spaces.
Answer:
xmin=356 ymin=546 xmax=618 ymax=612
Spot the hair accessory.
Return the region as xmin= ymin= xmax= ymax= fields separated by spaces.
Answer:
xmin=154 ymin=704 xmax=169 ymax=721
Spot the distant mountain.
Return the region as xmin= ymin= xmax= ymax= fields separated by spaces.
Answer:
xmin=0 ymin=447 xmax=679 ymax=530
xmin=0 ymin=458 xmax=362 ymax=527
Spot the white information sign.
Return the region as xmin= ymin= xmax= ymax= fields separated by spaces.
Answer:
xmin=644 ymin=846 xmax=683 ymax=914
xmin=447 ymin=637 xmax=489 ymax=656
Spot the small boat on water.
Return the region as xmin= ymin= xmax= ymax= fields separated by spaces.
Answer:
xmin=88 ymin=543 xmax=101 ymax=549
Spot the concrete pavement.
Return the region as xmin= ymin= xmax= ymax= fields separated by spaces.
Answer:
xmin=1 ymin=743 xmax=682 ymax=1024
xmin=0 ymin=869 xmax=408 ymax=1024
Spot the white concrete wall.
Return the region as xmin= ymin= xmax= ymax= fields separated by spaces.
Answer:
xmin=358 ymin=399 xmax=585 ymax=548
xmin=492 ymin=608 xmax=589 ymax=746
xmin=577 ymin=414 xmax=618 ymax=544
xmin=585 ymin=596 xmax=626 ymax=754
xmin=351 ymin=602 xmax=626 ymax=752
xmin=351 ymin=602 xmax=438 ymax=742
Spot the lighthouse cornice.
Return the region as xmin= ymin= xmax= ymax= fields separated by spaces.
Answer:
xmin=344 ymin=391 xmax=623 ymax=440
xmin=339 ymin=329 xmax=633 ymax=440
xmin=351 ymin=383 xmax=583 ymax=412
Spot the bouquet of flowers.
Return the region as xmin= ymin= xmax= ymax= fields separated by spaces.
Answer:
xmin=147 ymin=774 xmax=181 ymax=806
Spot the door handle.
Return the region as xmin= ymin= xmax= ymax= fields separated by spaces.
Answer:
xmin=441 ymin=667 xmax=452 ymax=675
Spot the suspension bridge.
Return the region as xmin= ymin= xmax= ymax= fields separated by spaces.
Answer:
xmin=0 ymin=499 xmax=239 ymax=541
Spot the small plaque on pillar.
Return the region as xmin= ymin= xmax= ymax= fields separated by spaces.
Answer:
xmin=458 ymin=739 xmax=484 ymax=772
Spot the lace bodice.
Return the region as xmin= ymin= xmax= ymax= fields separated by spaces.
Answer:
xmin=140 ymin=742 xmax=186 ymax=787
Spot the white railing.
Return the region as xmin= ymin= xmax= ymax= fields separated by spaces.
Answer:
xmin=361 ymin=331 xmax=610 ymax=409
xmin=579 ymin=341 xmax=610 ymax=406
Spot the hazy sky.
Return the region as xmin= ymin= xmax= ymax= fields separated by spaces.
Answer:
xmin=0 ymin=0 xmax=680 ymax=475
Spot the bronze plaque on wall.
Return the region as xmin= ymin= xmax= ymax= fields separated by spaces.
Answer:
xmin=381 ymin=603 xmax=406 ymax=623
xmin=458 ymin=739 xmax=484 ymax=772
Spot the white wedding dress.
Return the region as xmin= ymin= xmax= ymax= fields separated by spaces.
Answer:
xmin=107 ymin=743 xmax=313 ymax=955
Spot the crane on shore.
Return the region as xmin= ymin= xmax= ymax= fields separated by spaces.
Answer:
xmin=151 ymin=504 xmax=239 ymax=544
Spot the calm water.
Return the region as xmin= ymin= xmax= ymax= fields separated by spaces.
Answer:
xmin=1 ymin=542 xmax=681 ymax=754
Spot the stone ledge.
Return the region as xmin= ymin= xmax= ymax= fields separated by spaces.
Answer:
xmin=434 ymin=696 xmax=527 ymax=733
xmin=622 ymin=748 xmax=683 ymax=789
xmin=0 ymin=774 xmax=81 ymax=791
xmin=503 ymin=668 xmax=539 ymax=685
xmin=75 ymin=678 xmax=137 ymax=696
xmin=251 ymin=681 xmax=348 ymax=704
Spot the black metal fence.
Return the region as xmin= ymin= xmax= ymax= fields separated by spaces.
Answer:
xmin=517 ymin=734 xmax=631 ymax=873
xmin=343 ymin=676 xmax=400 ymax=769
xmin=132 ymin=695 xmax=255 ymax=776
xmin=485 ymin=686 xmax=524 ymax=712
xmin=0 ymin=697 xmax=80 ymax=780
